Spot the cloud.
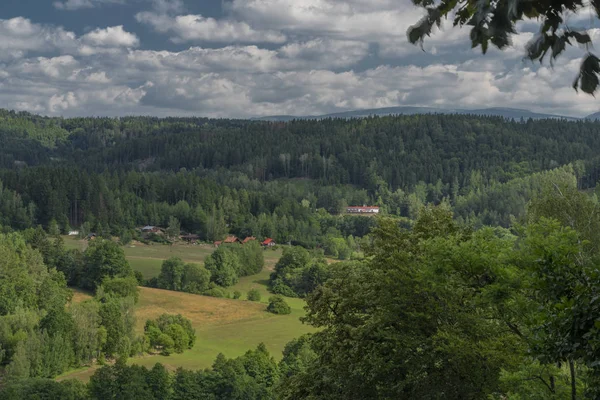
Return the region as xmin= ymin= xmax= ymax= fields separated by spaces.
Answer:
xmin=81 ymin=25 xmax=140 ymax=48
xmin=227 ymin=0 xmax=424 ymax=40
xmin=3 ymin=5 xmax=600 ymax=119
xmin=0 ymin=18 xmax=140 ymax=61
xmin=53 ymin=0 xmax=125 ymax=10
xmin=0 ymin=17 xmax=78 ymax=60
xmin=135 ymin=12 xmax=287 ymax=43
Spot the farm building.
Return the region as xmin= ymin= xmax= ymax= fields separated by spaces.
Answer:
xmin=242 ymin=236 xmax=256 ymax=244
xmin=181 ymin=234 xmax=200 ymax=243
xmin=141 ymin=225 xmax=162 ymax=233
xmin=86 ymin=233 xmax=97 ymax=241
xmin=262 ymin=238 xmax=275 ymax=247
xmin=68 ymin=230 xmax=79 ymax=236
xmin=346 ymin=206 xmax=380 ymax=214
xmin=213 ymin=241 xmax=222 ymax=247
xmin=224 ymin=236 xmax=240 ymax=244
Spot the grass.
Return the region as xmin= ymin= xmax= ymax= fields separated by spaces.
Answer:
xmin=57 ymin=241 xmax=313 ymax=382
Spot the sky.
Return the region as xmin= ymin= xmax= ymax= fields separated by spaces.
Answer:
xmin=1 ymin=0 xmax=600 ymax=118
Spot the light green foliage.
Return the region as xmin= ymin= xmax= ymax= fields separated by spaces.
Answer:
xmin=98 ymin=276 xmax=139 ymax=303
xmin=70 ymin=300 xmax=102 ymax=365
xmin=144 ymin=314 xmax=195 ymax=356
xmin=247 ymin=288 xmax=261 ymax=302
xmin=166 ymin=216 xmax=180 ymax=241
xmin=204 ymin=245 xmax=241 ymax=287
xmin=267 ymin=295 xmax=292 ymax=315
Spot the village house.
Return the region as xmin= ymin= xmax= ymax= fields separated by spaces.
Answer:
xmin=224 ymin=236 xmax=240 ymax=244
xmin=261 ymin=238 xmax=276 ymax=247
xmin=141 ymin=225 xmax=162 ymax=233
xmin=68 ymin=230 xmax=79 ymax=236
xmin=242 ymin=236 xmax=256 ymax=244
xmin=346 ymin=206 xmax=380 ymax=214
xmin=180 ymin=234 xmax=200 ymax=243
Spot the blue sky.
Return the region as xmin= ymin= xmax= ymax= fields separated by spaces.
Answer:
xmin=1 ymin=0 xmax=599 ymax=118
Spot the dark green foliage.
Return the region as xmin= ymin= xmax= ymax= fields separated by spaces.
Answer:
xmin=246 ymin=288 xmax=261 ymax=302
xmin=4 ymin=113 xmax=600 ymax=245
xmin=203 ymin=243 xmax=265 ymax=288
xmin=233 ymin=290 xmax=242 ymax=299
xmin=98 ymin=276 xmax=139 ymax=303
xmin=266 ymin=295 xmax=291 ymax=315
xmin=408 ymin=0 xmax=600 ymax=94
xmin=82 ymin=239 xmax=133 ymax=291
xmin=269 ymin=246 xmax=330 ymax=297
xmin=98 ymin=296 xmax=136 ymax=357
xmin=157 ymin=257 xmax=211 ymax=294
xmin=0 ymin=378 xmax=87 ymax=400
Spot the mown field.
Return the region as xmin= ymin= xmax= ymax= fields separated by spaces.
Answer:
xmin=59 ymin=237 xmax=315 ymax=382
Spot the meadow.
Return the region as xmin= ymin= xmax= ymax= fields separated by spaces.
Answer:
xmin=59 ymin=237 xmax=315 ymax=381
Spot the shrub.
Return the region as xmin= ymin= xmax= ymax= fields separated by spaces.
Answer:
xmin=270 ymin=279 xmax=297 ymax=297
xmin=247 ymin=288 xmax=262 ymax=302
xmin=233 ymin=290 xmax=242 ymax=299
xmin=203 ymin=286 xmax=227 ymax=298
xmin=267 ymin=295 xmax=291 ymax=315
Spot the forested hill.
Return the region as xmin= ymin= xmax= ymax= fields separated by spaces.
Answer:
xmin=2 ymin=108 xmax=600 ymax=241
xmin=3 ymin=109 xmax=600 ymax=186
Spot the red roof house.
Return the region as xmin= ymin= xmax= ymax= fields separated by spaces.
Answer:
xmin=223 ymin=236 xmax=240 ymax=244
xmin=261 ymin=238 xmax=275 ymax=247
xmin=242 ymin=236 xmax=256 ymax=244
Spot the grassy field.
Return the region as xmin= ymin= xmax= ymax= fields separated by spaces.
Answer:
xmin=61 ymin=236 xmax=283 ymax=279
xmin=58 ymin=238 xmax=313 ymax=382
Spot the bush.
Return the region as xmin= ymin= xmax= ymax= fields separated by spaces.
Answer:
xmin=247 ymin=288 xmax=261 ymax=302
xmin=233 ymin=290 xmax=242 ymax=299
xmin=270 ymin=279 xmax=297 ymax=297
xmin=144 ymin=314 xmax=196 ymax=356
xmin=267 ymin=295 xmax=291 ymax=315
xmin=203 ymin=286 xmax=228 ymax=298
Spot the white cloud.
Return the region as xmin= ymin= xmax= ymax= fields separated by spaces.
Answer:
xmin=0 ymin=17 xmax=78 ymax=59
xmin=53 ymin=0 xmax=125 ymax=10
xmin=0 ymin=18 xmax=139 ymax=60
xmin=280 ymin=39 xmax=369 ymax=68
xmin=3 ymin=5 xmax=600 ymax=119
xmin=81 ymin=25 xmax=140 ymax=48
xmin=135 ymin=12 xmax=287 ymax=43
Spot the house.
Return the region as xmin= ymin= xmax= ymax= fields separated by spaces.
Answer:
xmin=86 ymin=233 xmax=97 ymax=241
xmin=68 ymin=230 xmax=79 ymax=236
xmin=224 ymin=236 xmax=240 ymax=244
xmin=242 ymin=236 xmax=256 ymax=244
xmin=213 ymin=241 xmax=222 ymax=247
xmin=181 ymin=234 xmax=200 ymax=243
xmin=261 ymin=238 xmax=275 ymax=247
xmin=141 ymin=225 xmax=161 ymax=233
xmin=346 ymin=206 xmax=380 ymax=214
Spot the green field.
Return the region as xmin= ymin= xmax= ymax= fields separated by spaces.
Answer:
xmin=58 ymin=238 xmax=313 ymax=382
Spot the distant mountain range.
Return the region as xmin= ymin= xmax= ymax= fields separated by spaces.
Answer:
xmin=253 ymin=106 xmax=600 ymax=122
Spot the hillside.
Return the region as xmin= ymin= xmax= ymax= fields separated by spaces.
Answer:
xmin=252 ymin=106 xmax=579 ymax=121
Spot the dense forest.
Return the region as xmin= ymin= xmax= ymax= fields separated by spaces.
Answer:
xmin=3 ymin=110 xmax=600 ymax=398
xmin=3 ymin=109 xmax=600 ymax=241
